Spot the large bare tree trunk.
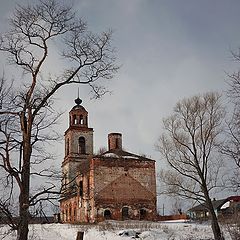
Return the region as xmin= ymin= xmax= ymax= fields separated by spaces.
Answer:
xmin=205 ymin=194 xmax=223 ymax=240
xmin=18 ymin=195 xmax=29 ymax=240
xmin=0 ymin=1 xmax=118 ymax=239
xmin=211 ymin=214 xmax=223 ymax=240
xmin=157 ymin=93 xmax=225 ymax=240
xmin=17 ymin=124 xmax=31 ymax=240
xmin=18 ymin=170 xmax=30 ymax=240
xmin=201 ymin=175 xmax=224 ymax=240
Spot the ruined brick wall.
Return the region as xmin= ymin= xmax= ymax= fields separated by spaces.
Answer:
xmin=60 ymin=170 xmax=92 ymax=223
xmin=60 ymin=195 xmax=79 ymax=223
xmin=93 ymin=158 xmax=156 ymax=197
xmin=90 ymin=157 xmax=157 ymax=222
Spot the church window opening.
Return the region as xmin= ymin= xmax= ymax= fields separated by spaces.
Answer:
xmin=73 ymin=208 xmax=77 ymax=221
xmin=104 ymin=209 xmax=111 ymax=219
xmin=80 ymin=115 xmax=84 ymax=125
xmin=73 ymin=114 xmax=77 ymax=124
xmin=63 ymin=173 xmax=67 ymax=189
xmin=79 ymin=180 xmax=83 ymax=197
xmin=69 ymin=204 xmax=72 ymax=221
xmin=66 ymin=138 xmax=69 ymax=155
xmin=87 ymin=178 xmax=90 ymax=196
xmin=140 ymin=208 xmax=147 ymax=220
xmin=122 ymin=207 xmax=129 ymax=220
xmin=78 ymin=137 xmax=86 ymax=154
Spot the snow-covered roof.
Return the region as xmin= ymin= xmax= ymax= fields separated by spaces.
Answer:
xmin=96 ymin=149 xmax=153 ymax=161
xmin=188 ymin=198 xmax=228 ymax=212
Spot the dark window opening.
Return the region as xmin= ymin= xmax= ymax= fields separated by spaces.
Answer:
xmin=66 ymin=139 xmax=69 ymax=155
xmin=104 ymin=209 xmax=111 ymax=219
xmin=87 ymin=178 xmax=90 ymax=196
xmin=65 ymin=206 xmax=68 ymax=222
xmin=140 ymin=209 xmax=147 ymax=220
xmin=115 ymin=138 xmax=118 ymax=149
xmin=78 ymin=137 xmax=86 ymax=154
xmin=79 ymin=180 xmax=83 ymax=197
xmin=122 ymin=207 xmax=129 ymax=220
xmin=80 ymin=115 xmax=84 ymax=125
xmin=69 ymin=205 xmax=72 ymax=221
xmin=73 ymin=114 xmax=77 ymax=124
xmin=63 ymin=174 xmax=67 ymax=188
xmin=73 ymin=208 xmax=76 ymax=221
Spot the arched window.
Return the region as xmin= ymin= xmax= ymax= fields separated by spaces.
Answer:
xmin=122 ymin=207 xmax=129 ymax=220
xmin=73 ymin=114 xmax=77 ymax=124
xmin=140 ymin=208 xmax=147 ymax=220
xmin=78 ymin=137 xmax=86 ymax=154
xmin=79 ymin=115 xmax=84 ymax=125
xmin=79 ymin=180 xmax=83 ymax=197
xmin=73 ymin=208 xmax=77 ymax=221
xmin=66 ymin=138 xmax=69 ymax=155
xmin=65 ymin=205 xmax=68 ymax=222
xmin=104 ymin=209 xmax=111 ymax=220
xmin=69 ymin=204 xmax=72 ymax=222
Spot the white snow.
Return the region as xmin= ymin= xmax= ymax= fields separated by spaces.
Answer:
xmin=102 ymin=153 xmax=139 ymax=159
xmin=0 ymin=220 xmax=232 ymax=240
xmin=103 ymin=153 xmax=120 ymax=158
xmin=221 ymin=201 xmax=230 ymax=209
xmin=123 ymin=156 xmax=139 ymax=159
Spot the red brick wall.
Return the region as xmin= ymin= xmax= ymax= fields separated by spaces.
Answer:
xmin=91 ymin=157 xmax=157 ymax=222
xmin=157 ymin=214 xmax=188 ymax=221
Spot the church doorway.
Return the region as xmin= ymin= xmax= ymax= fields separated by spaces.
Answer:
xmin=140 ymin=208 xmax=147 ymax=220
xmin=104 ymin=209 xmax=111 ymax=220
xmin=122 ymin=207 xmax=129 ymax=220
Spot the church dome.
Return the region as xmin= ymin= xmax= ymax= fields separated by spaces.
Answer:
xmin=71 ymin=104 xmax=86 ymax=111
xmin=69 ymin=97 xmax=88 ymax=127
xmin=71 ymin=97 xmax=87 ymax=112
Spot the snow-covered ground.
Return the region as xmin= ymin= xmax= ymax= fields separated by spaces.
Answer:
xmin=0 ymin=220 xmax=233 ymax=240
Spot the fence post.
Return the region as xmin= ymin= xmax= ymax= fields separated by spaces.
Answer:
xmin=76 ymin=231 xmax=84 ymax=240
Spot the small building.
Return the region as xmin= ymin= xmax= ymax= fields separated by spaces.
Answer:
xmin=59 ymin=98 xmax=157 ymax=223
xmin=188 ymin=196 xmax=240 ymax=220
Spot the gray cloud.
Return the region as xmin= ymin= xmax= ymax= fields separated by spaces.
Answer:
xmin=0 ymin=1 xmax=240 ymax=210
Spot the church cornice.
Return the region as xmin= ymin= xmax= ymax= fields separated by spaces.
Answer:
xmin=65 ymin=126 xmax=93 ymax=135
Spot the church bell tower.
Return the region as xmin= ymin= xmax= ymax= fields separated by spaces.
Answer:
xmin=62 ymin=97 xmax=93 ymax=190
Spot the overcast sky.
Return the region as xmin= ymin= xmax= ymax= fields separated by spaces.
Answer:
xmin=1 ymin=0 xmax=240 ymax=211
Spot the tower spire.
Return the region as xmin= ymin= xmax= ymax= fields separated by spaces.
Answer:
xmin=75 ymin=87 xmax=82 ymax=105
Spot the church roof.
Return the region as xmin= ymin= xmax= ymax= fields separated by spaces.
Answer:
xmin=98 ymin=149 xmax=154 ymax=162
xmin=71 ymin=104 xmax=86 ymax=111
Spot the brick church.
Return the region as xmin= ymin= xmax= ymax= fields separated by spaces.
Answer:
xmin=59 ymin=97 xmax=157 ymax=223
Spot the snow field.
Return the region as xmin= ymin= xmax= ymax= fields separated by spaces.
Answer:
xmin=0 ymin=220 xmax=233 ymax=240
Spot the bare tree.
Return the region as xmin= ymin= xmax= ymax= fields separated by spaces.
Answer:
xmin=221 ymin=51 xmax=240 ymax=191
xmin=0 ymin=0 xmax=118 ymax=239
xmin=156 ymin=92 xmax=225 ymax=240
